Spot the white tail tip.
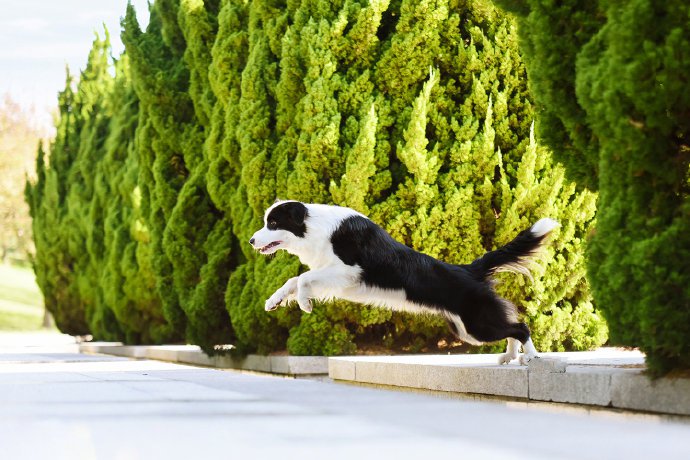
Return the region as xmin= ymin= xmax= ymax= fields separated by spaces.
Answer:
xmin=531 ymin=218 xmax=559 ymax=237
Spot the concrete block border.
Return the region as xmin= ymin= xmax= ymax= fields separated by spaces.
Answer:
xmin=329 ymin=350 xmax=690 ymax=416
xmin=79 ymin=343 xmax=328 ymax=376
xmin=82 ymin=343 xmax=690 ymax=416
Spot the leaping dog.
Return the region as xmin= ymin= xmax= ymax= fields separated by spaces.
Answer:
xmin=250 ymin=200 xmax=558 ymax=365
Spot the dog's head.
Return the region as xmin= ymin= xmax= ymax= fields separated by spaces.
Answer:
xmin=249 ymin=200 xmax=308 ymax=255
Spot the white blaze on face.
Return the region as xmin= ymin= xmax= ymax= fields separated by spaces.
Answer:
xmin=250 ymin=200 xmax=302 ymax=254
xmin=250 ymin=226 xmax=286 ymax=254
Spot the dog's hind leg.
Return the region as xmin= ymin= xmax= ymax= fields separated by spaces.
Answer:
xmin=497 ymin=338 xmax=520 ymax=365
xmin=519 ymin=337 xmax=539 ymax=365
xmin=508 ymin=322 xmax=540 ymax=364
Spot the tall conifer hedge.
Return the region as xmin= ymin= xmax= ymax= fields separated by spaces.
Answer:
xmin=27 ymin=0 xmax=607 ymax=355
xmin=495 ymin=0 xmax=690 ymax=375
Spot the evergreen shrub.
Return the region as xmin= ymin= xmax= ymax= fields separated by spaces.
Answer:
xmin=27 ymin=0 xmax=606 ymax=355
xmin=495 ymin=0 xmax=690 ymax=374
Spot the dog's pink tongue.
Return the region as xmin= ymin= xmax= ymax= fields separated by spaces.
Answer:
xmin=261 ymin=241 xmax=280 ymax=253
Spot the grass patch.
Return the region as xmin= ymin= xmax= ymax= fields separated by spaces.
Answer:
xmin=0 ymin=264 xmax=48 ymax=331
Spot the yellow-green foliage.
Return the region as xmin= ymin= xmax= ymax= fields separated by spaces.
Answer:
xmin=27 ymin=0 xmax=606 ymax=355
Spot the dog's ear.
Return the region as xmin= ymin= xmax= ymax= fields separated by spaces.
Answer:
xmin=289 ymin=202 xmax=308 ymax=225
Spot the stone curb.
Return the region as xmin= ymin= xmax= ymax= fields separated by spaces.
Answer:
xmin=82 ymin=343 xmax=690 ymax=416
xmin=79 ymin=343 xmax=328 ymax=376
xmin=329 ymin=350 xmax=690 ymax=416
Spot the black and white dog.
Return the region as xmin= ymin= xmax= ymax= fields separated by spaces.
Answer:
xmin=250 ymin=200 xmax=558 ymax=364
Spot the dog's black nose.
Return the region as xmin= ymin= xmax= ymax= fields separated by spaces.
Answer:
xmin=249 ymin=238 xmax=255 ymax=246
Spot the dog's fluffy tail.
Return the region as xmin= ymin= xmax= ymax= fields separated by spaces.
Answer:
xmin=468 ymin=218 xmax=559 ymax=280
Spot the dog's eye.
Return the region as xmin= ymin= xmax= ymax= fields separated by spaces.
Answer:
xmin=268 ymin=220 xmax=277 ymax=229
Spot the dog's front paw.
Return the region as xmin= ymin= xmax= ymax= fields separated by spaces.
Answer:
xmin=265 ymin=298 xmax=279 ymax=312
xmin=497 ymin=353 xmax=515 ymax=365
xmin=265 ymin=294 xmax=284 ymax=312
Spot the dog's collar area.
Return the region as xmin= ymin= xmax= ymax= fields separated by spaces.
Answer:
xmin=259 ymin=241 xmax=281 ymax=253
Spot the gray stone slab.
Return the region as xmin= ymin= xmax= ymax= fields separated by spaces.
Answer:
xmin=174 ymin=349 xmax=215 ymax=367
xmin=79 ymin=343 xmax=119 ymax=354
xmin=352 ymin=361 xmax=529 ymax=398
xmin=212 ymin=354 xmax=272 ymax=372
xmin=242 ymin=354 xmax=273 ymax=372
xmin=329 ymin=358 xmax=356 ymax=381
xmin=272 ymin=356 xmax=328 ymax=375
xmin=327 ymin=351 xmax=687 ymax=415
xmin=81 ymin=343 xmax=327 ymax=375
xmin=611 ymin=370 xmax=690 ymax=415
xmin=207 ymin=354 xmax=236 ymax=368
xmin=269 ymin=356 xmax=292 ymax=374
xmin=529 ymin=366 xmax=614 ymax=406
xmin=78 ymin=341 xmax=122 ymax=348
xmin=146 ymin=347 xmax=183 ymax=362
xmin=541 ymin=349 xmax=646 ymax=367
xmin=528 ymin=356 xmax=567 ymax=373
xmin=84 ymin=344 xmax=148 ymax=359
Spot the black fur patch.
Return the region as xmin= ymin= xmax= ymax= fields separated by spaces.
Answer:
xmin=468 ymin=227 xmax=549 ymax=280
xmin=330 ymin=215 xmax=534 ymax=344
xmin=266 ymin=202 xmax=308 ymax=237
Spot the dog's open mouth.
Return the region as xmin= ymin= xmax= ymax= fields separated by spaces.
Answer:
xmin=259 ymin=241 xmax=281 ymax=253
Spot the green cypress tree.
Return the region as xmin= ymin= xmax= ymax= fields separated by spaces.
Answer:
xmin=166 ymin=0 xmax=235 ymax=350
xmin=26 ymin=40 xmax=112 ymax=336
xmin=98 ymin=54 xmax=173 ymax=343
xmin=578 ymin=1 xmax=690 ymax=374
xmin=495 ymin=0 xmax=690 ymax=374
xmin=124 ymin=0 xmax=234 ymax=350
xmin=365 ymin=1 xmax=604 ymax=353
xmin=225 ymin=0 xmax=294 ymax=354
xmin=493 ymin=0 xmax=601 ymax=189
xmin=233 ymin=0 xmax=603 ymax=355
xmin=27 ymin=132 xmax=89 ymax=335
xmin=69 ymin=30 xmax=121 ymax=340
xmin=330 ymin=101 xmax=378 ymax=213
xmin=31 ymin=0 xmax=606 ymax=358
xmin=287 ymin=7 xmax=346 ymax=202
xmin=206 ymin=0 xmax=248 ymax=214
xmin=122 ymin=2 xmax=190 ymax=340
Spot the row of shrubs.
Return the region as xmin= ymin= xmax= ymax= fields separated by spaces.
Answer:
xmin=26 ymin=0 xmax=607 ymax=356
xmin=496 ymin=0 xmax=690 ymax=375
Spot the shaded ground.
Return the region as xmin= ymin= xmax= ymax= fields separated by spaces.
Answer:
xmin=0 ymin=332 xmax=689 ymax=459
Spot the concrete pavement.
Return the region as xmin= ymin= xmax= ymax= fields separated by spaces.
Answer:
xmin=1 ymin=334 xmax=689 ymax=459
xmin=329 ymin=349 xmax=690 ymax=415
xmin=82 ymin=342 xmax=690 ymax=415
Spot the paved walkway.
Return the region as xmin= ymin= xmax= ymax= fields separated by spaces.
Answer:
xmin=1 ymin=333 xmax=689 ymax=459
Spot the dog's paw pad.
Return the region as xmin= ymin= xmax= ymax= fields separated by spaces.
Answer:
xmin=519 ymin=354 xmax=536 ymax=366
